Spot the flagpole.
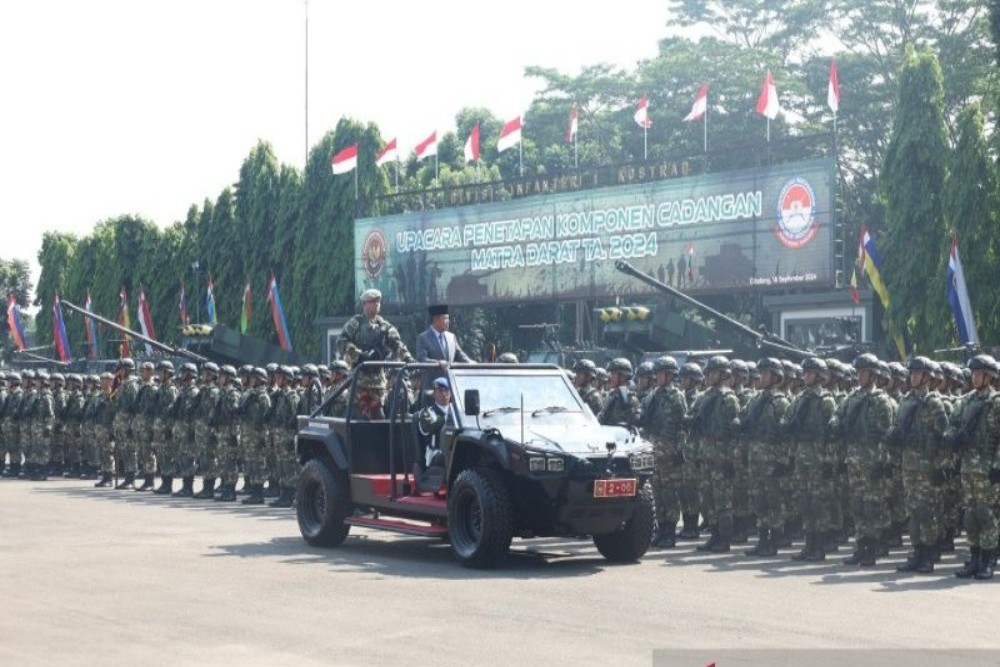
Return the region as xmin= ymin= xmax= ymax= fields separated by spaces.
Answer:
xmin=643 ymin=126 xmax=648 ymax=161
xmin=435 ymin=153 xmax=439 ymax=181
xmin=518 ymin=139 xmax=523 ymax=177
xmin=394 ymin=162 xmax=399 ymax=193
xmin=703 ymin=106 xmax=708 ymax=154
xmin=574 ymin=132 xmax=578 ymax=170
xmin=354 ymin=163 xmax=358 ymax=200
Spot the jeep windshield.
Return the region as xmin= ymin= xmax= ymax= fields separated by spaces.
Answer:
xmin=450 ymin=369 xmax=585 ymax=419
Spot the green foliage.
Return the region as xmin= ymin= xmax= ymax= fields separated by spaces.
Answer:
xmin=879 ymin=46 xmax=950 ymax=351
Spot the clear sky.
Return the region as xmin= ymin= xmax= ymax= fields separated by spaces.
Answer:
xmin=0 ymin=0 xmax=672 ymax=296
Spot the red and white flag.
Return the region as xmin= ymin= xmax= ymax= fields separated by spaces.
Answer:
xmin=375 ymin=138 xmax=398 ymax=166
xmin=136 ymin=288 xmax=156 ymax=355
xmin=684 ymin=84 xmax=708 ymax=122
xmin=756 ymin=71 xmax=779 ymax=119
xmin=464 ymin=121 xmax=480 ymax=162
xmin=634 ymin=94 xmax=652 ymax=128
xmin=414 ymin=131 xmax=437 ymax=160
xmin=497 ymin=116 xmax=522 ymax=153
xmin=566 ymin=107 xmax=579 ymax=144
xmin=828 ymin=59 xmax=841 ymax=114
xmin=330 ymin=144 xmax=358 ymax=174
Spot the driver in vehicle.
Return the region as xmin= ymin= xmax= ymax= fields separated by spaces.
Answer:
xmin=417 ymin=377 xmax=455 ymax=468
xmin=354 ymin=372 xmax=387 ymax=421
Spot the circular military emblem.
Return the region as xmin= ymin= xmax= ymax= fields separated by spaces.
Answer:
xmin=362 ymin=229 xmax=387 ymax=279
xmin=774 ymin=177 xmax=818 ymax=249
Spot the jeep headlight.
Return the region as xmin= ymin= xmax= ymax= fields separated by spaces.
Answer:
xmin=529 ymin=457 xmax=547 ymax=472
xmin=547 ymin=458 xmax=564 ymax=472
xmin=630 ymin=451 xmax=655 ymax=471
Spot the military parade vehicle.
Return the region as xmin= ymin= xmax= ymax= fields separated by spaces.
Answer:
xmin=294 ymin=361 xmax=655 ymax=568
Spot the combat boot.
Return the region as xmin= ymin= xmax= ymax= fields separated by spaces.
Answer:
xmin=915 ymin=544 xmax=935 ymax=574
xmin=135 ymin=474 xmax=155 ymax=492
xmin=772 ymin=528 xmax=792 ymax=548
xmin=896 ymin=546 xmax=922 ymax=572
xmin=940 ymin=527 xmax=956 ymax=553
xmin=266 ymin=477 xmax=280 ymax=498
xmin=172 ymin=476 xmax=194 ymax=498
xmin=804 ymin=532 xmax=826 ymax=562
xmin=94 ymin=472 xmax=113 ymax=488
xmin=6 ymin=462 xmax=20 ymax=478
xmin=858 ymin=537 xmax=878 ymax=567
xmin=269 ymin=486 xmax=295 ymax=508
xmin=242 ymin=483 xmax=265 ymax=505
xmin=153 ymin=475 xmax=173 ymax=495
xmin=955 ymin=547 xmax=981 ymax=579
xmin=215 ymin=483 xmax=237 ymax=502
xmin=678 ymin=513 xmax=700 ymax=539
xmin=745 ymin=529 xmax=777 ymax=557
xmin=731 ymin=517 xmax=749 ymax=544
xmin=822 ymin=530 xmax=840 ymax=553
xmin=652 ymin=523 xmax=677 ymax=549
xmin=843 ymin=538 xmax=865 ymax=566
xmin=115 ymin=472 xmax=135 ymax=490
xmin=974 ymin=550 xmax=995 ymax=580
xmin=696 ymin=525 xmax=719 ymax=552
xmin=193 ymin=477 xmax=216 ymax=500
xmin=33 ymin=463 xmax=48 ymax=481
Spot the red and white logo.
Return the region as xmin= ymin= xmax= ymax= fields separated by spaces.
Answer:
xmin=362 ymin=230 xmax=387 ymax=279
xmin=774 ymin=178 xmax=818 ymax=249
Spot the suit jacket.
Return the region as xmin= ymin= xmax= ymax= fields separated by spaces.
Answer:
xmin=416 ymin=327 xmax=472 ymax=389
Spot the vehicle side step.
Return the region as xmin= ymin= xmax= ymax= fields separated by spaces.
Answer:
xmin=346 ymin=516 xmax=448 ymax=537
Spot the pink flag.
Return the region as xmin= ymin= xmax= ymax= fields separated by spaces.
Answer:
xmin=330 ymin=144 xmax=358 ymax=174
xmin=566 ymin=107 xmax=579 ymax=143
xmin=634 ymin=95 xmax=651 ymax=128
xmin=684 ymin=85 xmax=708 ymax=122
xmin=464 ymin=122 xmax=480 ymax=162
xmin=414 ymin=131 xmax=438 ymax=160
xmin=755 ymin=72 xmax=779 ymax=119
xmin=828 ymin=59 xmax=841 ymax=114
xmin=497 ymin=116 xmax=522 ymax=153
xmin=375 ymin=138 xmax=398 ymax=166
xmin=136 ymin=288 xmax=156 ymax=354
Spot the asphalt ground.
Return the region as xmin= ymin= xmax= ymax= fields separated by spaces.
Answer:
xmin=2 ymin=477 xmax=998 ymax=667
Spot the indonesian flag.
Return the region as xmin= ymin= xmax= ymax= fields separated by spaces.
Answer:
xmin=136 ymin=288 xmax=156 ymax=355
xmin=756 ymin=71 xmax=779 ymax=119
xmin=375 ymin=138 xmax=398 ymax=166
xmin=634 ymin=95 xmax=651 ymax=128
xmin=330 ymin=144 xmax=358 ymax=174
xmin=497 ymin=116 xmax=522 ymax=153
xmin=566 ymin=107 xmax=578 ymax=143
xmin=684 ymin=84 xmax=708 ymax=122
xmin=828 ymin=59 xmax=841 ymax=114
xmin=464 ymin=121 xmax=480 ymax=162
xmin=414 ymin=131 xmax=437 ymax=160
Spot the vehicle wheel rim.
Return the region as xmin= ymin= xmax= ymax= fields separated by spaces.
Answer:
xmin=302 ymin=480 xmax=325 ymax=534
xmin=454 ymin=487 xmax=482 ymax=553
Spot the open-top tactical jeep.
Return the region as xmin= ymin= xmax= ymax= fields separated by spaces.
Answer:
xmin=294 ymin=362 xmax=655 ymax=568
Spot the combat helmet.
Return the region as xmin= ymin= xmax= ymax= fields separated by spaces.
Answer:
xmin=653 ymin=356 xmax=679 ymax=374
xmin=606 ymin=357 xmax=633 ymax=376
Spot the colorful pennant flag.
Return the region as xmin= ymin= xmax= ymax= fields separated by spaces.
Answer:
xmin=375 ymin=138 xmax=398 ymax=166
xmin=497 ymin=116 xmax=522 ymax=152
xmin=84 ymin=290 xmax=99 ymax=359
xmin=136 ymin=288 xmax=156 ymax=354
xmin=828 ymin=59 xmax=841 ymax=114
xmin=6 ymin=295 xmax=25 ymax=352
xmin=267 ymin=272 xmax=292 ymax=351
xmin=178 ymin=282 xmax=190 ymax=325
xmin=464 ymin=121 xmax=480 ymax=162
xmin=118 ymin=287 xmax=131 ymax=358
xmin=684 ymin=84 xmax=708 ymax=122
xmin=947 ymin=233 xmax=979 ymax=345
xmin=331 ymin=144 xmax=358 ymax=174
xmin=52 ymin=292 xmax=71 ymax=362
xmin=241 ymin=280 xmax=252 ymax=334
xmin=858 ymin=226 xmax=907 ymax=360
xmin=206 ymin=276 xmax=217 ymax=326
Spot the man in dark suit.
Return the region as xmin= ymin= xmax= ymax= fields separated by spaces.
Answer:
xmin=415 ymin=304 xmax=472 ymax=391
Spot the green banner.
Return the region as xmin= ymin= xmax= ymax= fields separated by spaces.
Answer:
xmin=355 ymin=158 xmax=835 ymax=307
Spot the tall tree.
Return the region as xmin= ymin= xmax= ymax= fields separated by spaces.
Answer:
xmin=35 ymin=232 xmax=78 ymax=351
xmin=943 ymin=101 xmax=999 ymax=343
xmin=879 ymin=45 xmax=950 ymax=350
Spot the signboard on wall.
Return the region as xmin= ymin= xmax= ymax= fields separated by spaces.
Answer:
xmin=355 ymin=158 xmax=835 ymax=307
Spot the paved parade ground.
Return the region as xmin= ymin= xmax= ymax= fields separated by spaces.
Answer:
xmin=2 ymin=478 xmax=998 ymax=667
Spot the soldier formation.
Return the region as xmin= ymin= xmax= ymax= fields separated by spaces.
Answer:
xmin=0 ymin=357 xmax=353 ymax=510
xmin=580 ymin=351 xmax=1000 ymax=581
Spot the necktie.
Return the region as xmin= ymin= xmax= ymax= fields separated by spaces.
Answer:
xmin=440 ymin=333 xmax=448 ymax=359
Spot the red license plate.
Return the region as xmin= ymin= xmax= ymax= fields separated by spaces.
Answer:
xmin=594 ymin=478 xmax=637 ymax=498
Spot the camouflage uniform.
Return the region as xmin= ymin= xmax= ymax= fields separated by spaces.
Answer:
xmin=579 ymin=384 xmax=604 ymax=415
xmin=92 ymin=384 xmax=115 ymax=483
xmin=640 ymin=374 xmax=687 ymax=540
xmin=214 ymin=373 xmax=242 ymax=498
xmin=338 ymin=314 xmax=414 ymax=368
xmin=783 ymin=380 xmax=837 ymax=559
xmin=133 ymin=376 xmax=159 ymax=484
xmin=270 ymin=375 xmax=301 ymax=501
xmin=63 ymin=379 xmax=85 ymax=475
xmin=597 ymin=387 xmax=641 ymax=426
xmin=832 ymin=380 xmax=894 ymax=559
xmin=30 ymin=380 xmax=55 ymax=479
xmin=193 ymin=375 xmax=221 ymax=489
xmin=3 ymin=380 xmax=23 ymax=476
xmin=691 ymin=383 xmax=741 ymax=550
xmin=20 ymin=380 xmax=39 ymax=476
xmin=152 ymin=376 xmax=179 ymax=490
xmin=112 ymin=373 xmax=140 ymax=485
xmin=49 ymin=378 xmax=68 ymax=472
xmin=171 ymin=375 xmax=201 ymax=487
xmin=240 ymin=373 xmax=272 ymax=504
xmin=79 ymin=380 xmax=100 ymax=477
xmin=744 ymin=385 xmax=791 ymax=548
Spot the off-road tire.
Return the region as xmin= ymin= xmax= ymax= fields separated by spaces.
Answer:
xmin=297 ymin=458 xmax=352 ymax=547
xmin=593 ymin=481 xmax=655 ymax=563
xmin=447 ymin=468 xmax=514 ymax=568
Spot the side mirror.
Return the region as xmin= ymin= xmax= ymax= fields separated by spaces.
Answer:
xmin=464 ymin=389 xmax=480 ymax=416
